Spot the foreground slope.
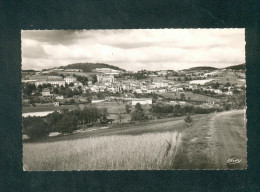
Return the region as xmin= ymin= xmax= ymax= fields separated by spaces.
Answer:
xmin=173 ymin=110 xmax=246 ymax=169
xmin=23 ymin=110 xmax=246 ymax=170
xmin=212 ymin=110 xmax=247 ymax=169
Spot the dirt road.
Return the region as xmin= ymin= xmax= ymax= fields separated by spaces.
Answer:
xmin=211 ymin=110 xmax=247 ymax=169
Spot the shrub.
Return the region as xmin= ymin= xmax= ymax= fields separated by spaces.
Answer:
xmin=184 ymin=114 xmax=193 ymax=124
xmin=125 ymin=104 xmax=131 ymax=113
xmin=23 ymin=118 xmax=50 ymax=140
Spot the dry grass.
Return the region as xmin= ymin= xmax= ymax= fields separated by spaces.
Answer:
xmin=23 ymin=132 xmax=182 ymax=171
xmin=172 ymin=115 xmax=217 ymax=169
xmin=23 ymin=110 xmax=246 ymax=171
xmin=172 ymin=110 xmax=246 ymax=169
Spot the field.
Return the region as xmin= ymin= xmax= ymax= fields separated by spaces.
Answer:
xmin=22 ymin=101 xmax=127 ymax=114
xmin=23 ymin=110 xmax=247 ymax=170
xmin=215 ymin=70 xmax=246 ymax=86
xmin=23 ymin=132 xmax=182 ymax=170
xmin=22 ymin=105 xmax=77 ymax=113
xmin=159 ymin=92 xmax=221 ymax=103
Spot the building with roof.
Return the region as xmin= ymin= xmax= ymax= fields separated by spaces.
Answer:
xmin=42 ymin=88 xmax=52 ymax=97
xmin=189 ymin=79 xmax=216 ymax=85
xmin=157 ymin=70 xmax=168 ymax=76
xmin=95 ymin=68 xmax=121 ymax=74
xmin=64 ymin=76 xmax=77 ymax=84
xmin=97 ymin=74 xmax=115 ymax=83
xmin=131 ymin=98 xmax=153 ymax=106
xmin=64 ymin=69 xmax=83 ymax=72
xmin=35 ymin=76 xmax=65 ymax=87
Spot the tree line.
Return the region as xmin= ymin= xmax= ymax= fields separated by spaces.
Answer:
xmin=150 ymin=102 xmax=221 ymax=117
xmin=23 ymin=107 xmax=108 ymax=140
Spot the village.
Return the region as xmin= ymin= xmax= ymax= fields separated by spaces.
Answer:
xmin=22 ymin=64 xmax=245 ymax=115
xmin=21 ymin=29 xmax=247 ymax=171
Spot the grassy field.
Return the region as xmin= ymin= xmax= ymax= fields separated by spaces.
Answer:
xmin=215 ymin=70 xmax=245 ymax=86
xmin=23 ymin=110 xmax=246 ymax=170
xmin=159 ymin=92 xmax=221 ymax=103
xmin=23 ymin=132 xmax=182 ymax=170
xmin=89 ymin=102 xmax=127 ymax=113
xmin=172 ymin=110 xmax=246 ymax=169
xmin=22 ymin=101 xmax=127 ymax=114
xmin=171 ymin=115 xmax=216 ymax=169
xmin=22 ymin=105 xmax=77 ymax=113
xmin=25 ymin=115 xmax=188 ymax=143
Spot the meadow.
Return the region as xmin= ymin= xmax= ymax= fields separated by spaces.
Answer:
xmin=22 ymin=104 xmax=77 ymax=113
xmin=23 ymin=132 xmax=182 ymax=170
xmin=23 ymin=110 xmax=246 ymax=170
xmin=159 ymin=92 xmax=221 ymax=103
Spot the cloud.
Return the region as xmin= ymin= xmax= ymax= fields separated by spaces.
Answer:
xmin=22 ymin=29 xmax=245 ymax=71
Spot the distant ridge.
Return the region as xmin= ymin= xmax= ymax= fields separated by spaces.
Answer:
xmin=22 ymin=69 xmax=37 ymax=72
xmin=225 ymin=63 xmax=245 ymax=70
xmin=184 ymin=66 xmax=218 ymax=71
xmin=59 ymin=62 xmax=126 ymax=72
xmin=183 ymin=64 xmax=245 ymax=71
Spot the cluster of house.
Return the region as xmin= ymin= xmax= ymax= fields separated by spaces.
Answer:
xmin=94 ymin=68 xmax=121 ymax=75
xmin=41 ymin=68 xmax=83 ymax=73
xmin=87 ymin=74 xmax=176 ymax=94
xmin=22 ymin=68 xmax=245 ymax=106
xmin=23 ymin=75 xmax=82 ymax=87
xmin=89 ymin=74 xmax=240 ymax=96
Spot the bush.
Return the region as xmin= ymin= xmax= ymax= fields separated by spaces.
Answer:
xmin=184 ymin=114 xmax=193 ymax=124
xmin=131 ymin=110 xmax=148 ymax=121
xmin=23 ymin=117 xmax=50 ymax=140
xmin=125 ymin=104 xmax=131 ymax=113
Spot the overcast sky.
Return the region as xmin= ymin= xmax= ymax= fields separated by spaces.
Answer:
xmin=22 ymin=29 xmax=245 ymax=71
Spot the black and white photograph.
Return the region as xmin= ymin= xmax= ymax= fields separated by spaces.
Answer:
xmin=22 ymin=29 xmax=247 ymax=171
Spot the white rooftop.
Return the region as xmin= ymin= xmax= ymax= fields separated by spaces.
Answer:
xmin=189 ymin=79 xmax=215 ymax=85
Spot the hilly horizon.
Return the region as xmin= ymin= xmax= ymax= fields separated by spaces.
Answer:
xmin=224 ymin=63 xmax=245 ymax=70
xmin=58 ymin=62 xmax=126 ymax=72
xmin=183 ymin=66 xmax=218 ymax=71
xmin=23 ymin=63 xmax=245 ymax=72
xmin=183 ymin=63 xmax=245 ymax=71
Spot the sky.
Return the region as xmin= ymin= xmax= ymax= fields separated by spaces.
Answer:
xmin=22 ymin=29 xmax=245 ymax=71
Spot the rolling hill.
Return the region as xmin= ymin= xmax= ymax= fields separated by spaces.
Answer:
xmin=183 ymin=63 xmax=245 ymax=71
xmin=225 ymin=63 xmax=245 ymax=70
xmin=184 ymin=66 xmax=218 ymax=71
xmin=58 ymin=62 xmax=125 ymax=72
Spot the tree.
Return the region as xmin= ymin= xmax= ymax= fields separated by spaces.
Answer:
xmin=23 ymin=83 xmax=36 ymax=96
xmin=135 ymin=103 xmax=143 ymax=111
xmin=65 ymin=88 xmax=73 ymax=97
xmin=131 ymin=103 xmax=147 ymax=122
xmin=92 ymin=74 xmax=98 ymax=84
xmin=224 ymin=82 xmax=231 ymax=87
xmin=117 ymin=108 xmax=123 ymax=124
xmin=211 ymin=82 xmax=220 ymax=89
xmin=184 ymin=114 xmax=193 ymax=124
xmin=23 ymin=117 xmax=50 ymax=140
xmin=131 ymin=110 xmax=147 ymax=122
xmin=57 ymin=113 xmax=78 ymax=134
xmin=180 ymin=93 xmax=186 ymax=101
xmin=125 ymin=104 xmax=131 ymax=113
xmin=69 ymin=82 xmax=74 ymax=87
xmin=100 ymin=108 xmax=108 ymax=123
xmin=76 ymin=76 xmax=88 ymax=85
xmin=53 ymin=87 xmax=59 ymax=94
xmin=45 ymin=111 xmax=62 ymax=132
